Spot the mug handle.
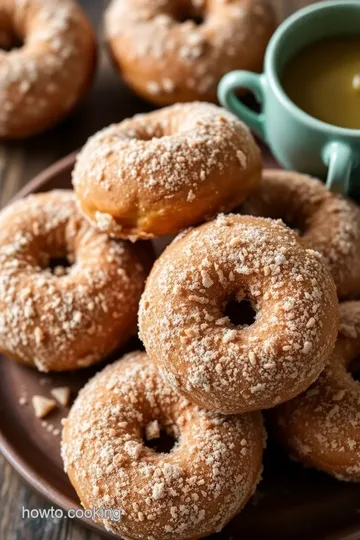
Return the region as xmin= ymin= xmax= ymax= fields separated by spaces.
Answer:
xmin=322 ymin=141 xmax=353 ymax=194
xmin=218 ymin=71 xmax=267 ymax=141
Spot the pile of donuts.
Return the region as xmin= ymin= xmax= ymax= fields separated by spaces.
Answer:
xmin=0 ymin=0 xmax=275 ymax=138
xmin=0 ymin=99 xmax=359 ymax=540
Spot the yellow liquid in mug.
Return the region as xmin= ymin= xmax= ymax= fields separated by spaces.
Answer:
xmin=281 ymin=36 xmax=360 ymax=129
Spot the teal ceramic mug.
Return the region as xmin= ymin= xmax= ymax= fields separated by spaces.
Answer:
xmin=218 ymin=0 xmax=360 ymax=198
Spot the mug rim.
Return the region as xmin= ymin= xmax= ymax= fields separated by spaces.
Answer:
xmin=265 ymin=0 xmax=360 ymax=137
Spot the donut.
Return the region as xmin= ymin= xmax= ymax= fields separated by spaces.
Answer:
xmin=62 ymin=351 xmax=265 ymax=539
xmin=0 ymin=191 xmax=146 ymax=372
xmin=241 ymin=169 xmax=360 ymax=299
xmin=72 ymin=102 xmax=262 ymax=239
xmin=139 ymin=214 xmax=339 ymax=414
xmin=104 ymin=0 xmax=276 ymax=105
xmin=273 ymin=302 xmax=360 ymax=482
xmin=0 ymin=0 xmax=96 ymax=138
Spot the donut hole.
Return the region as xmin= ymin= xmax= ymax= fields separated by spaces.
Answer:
xmin=174 ymin=2 xmax=204 ymax=25
xmin=280 ymin=217 xmax=306 ymax=237
xmin=349 ymin=356 xmax=360 ymax=382
xmin=177 ymin=12 xmax=204 ymax=25
xmin=46 ymin=255 xmax=73 ymax=277
xmin=224 ymin=298 xmax=256 ymax=327
xmin=0 ymin=20 xmax=24 ymax=51
xmin=143 ymin=424 xmax=177 ymax=454
xmin=129 ymin=124 xmax=165 ymax=141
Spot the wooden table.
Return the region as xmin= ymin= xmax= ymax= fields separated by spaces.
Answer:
xmin=0 ymin=1 xmax=320 ymax=539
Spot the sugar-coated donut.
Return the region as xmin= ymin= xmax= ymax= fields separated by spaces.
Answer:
xmin=241 ymin=170 xmax=360 ymax=299
xmin=62 ymin=351 xmax=265 ymax=540
xmin=72 ymin=102 xmax=262 ymax=239
xmin=104 ymin=0 xmax=276 ymax=105
xmin=0 ymin=191 xmax=146 ymax=372
xmin=139 ymin=214 xmax=339 ymax=414
xmin=0 ymin=0 xmax=96 ymax=138
xmin=273 ymin=302 xmax=360 ymax=482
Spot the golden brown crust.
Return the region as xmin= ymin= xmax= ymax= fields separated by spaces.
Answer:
xmin=0 ymin=190 xmax=147 ymax=372
xmin=62 ymin=352 xmax=265 ymax=540
xmin=72 ymin=102 xmax=262 ymax=239
xmin=104 ymin=0 xmax=276 ymax=105
xmin=273 ymin=302 xmax=360 ymax=482
xmin=139 ymin=214 xmax=339 ymax=414
xmin=0 ymin=0 xmax=96 ymax=138
xmin=241 ymin=169 xmax=360 ymax=299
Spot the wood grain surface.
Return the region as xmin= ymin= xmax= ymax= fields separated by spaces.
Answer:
xmin=0 ymin=2 xmax=323 ymax=539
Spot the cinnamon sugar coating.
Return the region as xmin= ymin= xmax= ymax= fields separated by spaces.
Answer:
xmin=105 ymin=0 xmax=275 ymax=104
xmin=139 ymin=214 xmax=339 ymax=414
xmin=62 ymin=352 xmax=265 ymax=540
xmin=0 ymin=191 xmax=146 ymax=372
xmin=241 ymin=169 xmax=360 ymax=299
xmin=273 ymin=302 xmax=360 ymax=482
xmin=72 ymin=102 xmax=261 ymax=239
xmin=0 ymin=0 xmax=96 ymax=138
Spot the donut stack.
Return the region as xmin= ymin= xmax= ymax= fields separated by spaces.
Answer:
xmin=1 ymin=103 xmax=359 ymax=540
xmin=67 ymin=103 xmax=359 ymax=538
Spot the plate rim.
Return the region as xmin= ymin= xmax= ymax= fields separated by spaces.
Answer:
xmin=0 ymin=428 xmax=110 ymax=537
xmin=10 ymin=151 xmax=78 ymax=202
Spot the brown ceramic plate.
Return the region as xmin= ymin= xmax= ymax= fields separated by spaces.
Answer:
xmin=0 ymin=154 xmax=360 ymax=540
